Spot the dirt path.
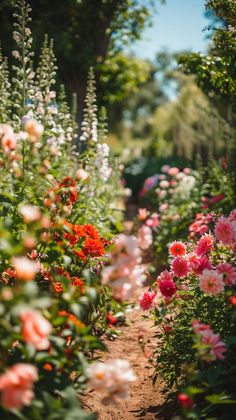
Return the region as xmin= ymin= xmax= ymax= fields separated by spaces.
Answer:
xmin=83 ymin=299 xmax=174 ymax=419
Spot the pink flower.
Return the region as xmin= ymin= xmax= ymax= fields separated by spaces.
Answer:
xmin=1 ymin=133 xmax=16 ymax=153
xmin=214 ymin=217 xmax=235 ymax=246
xmin=145 ymin=213 xmax=159 ymax=228
xmin=202 ymin=330 xmax=226 ymax=361
xmin=21 ymin=309 xmax=52 ymax=350
xmin=139 ymin=290 xmax=156 ymax=310
xmin=169 ymin=241 xmax=186 ymax=257
xmin=0 ymin=364 xmax=38 ymax=410
xmin=159 ymin=203 xmax=168 ymax=212
xmin=158 ymin=271 xmax=176 ymax=298
xmin=138 ymin=208 xmax=150 ymax=221
xmin=168 ymin=167 xmax=179 ymax=176
xmin=138 ymin=225 xmax=153 ymax=250
xmin=161 ymin=165 xmax=170 ymax=173
xmin=195 ymin=234 xmax=214 ymax=256
xmin=229 ymin=209 xmax=236 ymax=222
xmin=216 ymin=263 xmax=236 ymax=286
xmin=13 ymin=257 xmax=39 ymax=281
xmin=199 ymin=269 xmax=225 ymax=295
xmin=171 ymin=257 xmax=189 ymax=278
xmin=192 ymin=319 xmax=211 ymax=334
xmin=192 ymin=321 xmax=226 ymax=362
xmin=19 ymin=204 xmax=41 ymax=223
xmin=188 ymin=254 xmax=212 ymax=275
xmin=23 ymin=118 xmax=44 ymax=142
xmin=159 ymin=180 xmax=169 ymax=189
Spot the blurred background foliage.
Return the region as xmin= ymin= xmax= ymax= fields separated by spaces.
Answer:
xmin=0 ymin=0 xmax=235 ymax=176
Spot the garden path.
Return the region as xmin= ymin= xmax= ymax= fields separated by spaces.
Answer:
xmin=83 ymin=294 xmax=174 ymax=419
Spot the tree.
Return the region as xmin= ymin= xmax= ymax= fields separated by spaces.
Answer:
xmin=0 ymin=0 xmax=161 ymax=120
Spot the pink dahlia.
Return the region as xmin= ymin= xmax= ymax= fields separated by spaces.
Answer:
xmin=229 ymin=209 xmax=236 ymax=222
xmin=171 ymin=256 xmax=189 ymax=278
xmin=192 ymin=319 xmax=211 ymax=335
xmin=195 ymin=234 xmax=214 ymax=257
xmin=158 ymin=271 xmax=176 ymax=298
xmin=216 ymin=263 xmax=236 ymax=286
xmin=214 ymin=217 xmax=235 ymax=246
xmin=201 ymin=330 xmax=226 ymax=361
xmin=139 ymin=290 xmax=156 ymax=311
xmin=188 ymin=253 xmax=212 ymax=275
xmin=169 ymin=241 xmax=186 ymax=257
xmin=199 ymin=269 xmax=224 ymax=295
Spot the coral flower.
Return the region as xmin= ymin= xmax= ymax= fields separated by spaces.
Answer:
xmin=138 ymin=290 xmax=156 ymax=310
xmin=21 ymin=309 xmax=51 ymax=350
xmin=188 ymin=254 xmax=212 ymax=275
xmin=0 ymin=364 xmax=38 ymax=410
xmin=13 ymin=257 xmax=39 ymax=281
xmin=199 ymin=269 xmax=224 ymax=295
xmin=169 ymin=241 xmax=186 ymax=257
xmin=216 ymin=263 xmax=236 ymax=286
xmin=195 ymin=234 xmax=214 ymax=256
xmin=171 ymin=256 xmax=189 ymax=278
xmin=82 ymin=238 xmax=105 ymax=257
xmin=1 ymin=132 xmax=16 ymax=153
xmin=214 ymin=217 xmax=235 ymax=246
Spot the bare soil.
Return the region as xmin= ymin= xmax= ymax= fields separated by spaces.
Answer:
xmin=83 ymin=299 xmax=176 ymax=419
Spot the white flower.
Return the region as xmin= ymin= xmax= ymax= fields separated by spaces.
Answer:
xmin=87 ymin=359 xmax=136 ymax=402
xmin=138 ymin=225 xmax=153 ymax=250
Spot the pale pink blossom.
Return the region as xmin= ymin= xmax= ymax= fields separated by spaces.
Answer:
xmin=87 ymin=359 xmax=136 ymax=402
xmin=23 ymin=118 xmax=44 ymax=142
xmin=161 ymin=165 xmax=170 ymax=173
xmin=145 ymin=213 xmax=159 ymax=228
xmin=192 ymin=320 xmax=226 ymax=361
xmin=0 ymin=364 xmax=38 ymax=410
xmin=13 ymin=257 xmax=39 ymax=281
xmin=138 ymin=225 xmax=153 ymax=250
xmin=21 ymin=309 xmax=52 ymax=350
xmin=19 ymin=204 xmax=41 ymax=223
xmin=159 ymin=203 xmax=168 ymax=212
xmin=76 ymin=168 xmax=90 ymax=182
xmin=168 ymin=167 xmax=179 ymax=176
xmin=199 ymin=269 xmax=224 ymax=295
xmin=138 ymin=208 xmax=150 ymax=221
xmin=159 ymin=180 xmax=169 ymax=189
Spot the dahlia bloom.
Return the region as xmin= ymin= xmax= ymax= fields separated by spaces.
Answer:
xmin=21 ymin=309 xmax=52 ymax=350
xmin=138 ymin=225 xmax=153 ymax=250
xmin=1 ymin=132 xmax=16 ymax=153
xmin=214 ymin=217 xmax=235 ymax=246
xmin=87 ymin=359 xmax=136 ymax=401
xmin=139 ymin=290 xmax=156 ymax=311
xmin=13 ymin=257 xmax=39 ymax=281
xmin=192 ymin=320 xmax=226 ymax=362
xmin=169 ymin=241 xmax=186 ymax=257
xmin=229 ymin=209 xmax=236 ymax=222
xmin=158 ymin=271 xmax=176 ymax=298
xmin=216 ymin=263 xmax=236 ymax=286
xmin=0 ymin=364 xmax=38 ymax=410
xmin=195 ymin=234 xmax=214 ymax=256
xmin=171 ymin=256 xmax=189 ymax=278
xmin=199 ymin=269 xmax=225 ymax=295
xmin=188 ymin=253 xmax=212 ymax=275
xmin=159 ymin=180 xmax=169 ymax=189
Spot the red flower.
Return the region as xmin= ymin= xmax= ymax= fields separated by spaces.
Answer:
xmin=229 ymin=296 xmax=236 ymax=306
xmin=169 ymin=241 xmax=186 ymax=257
xmin=72 ymin=277 xmax=85 ymax=293
xmin=82 ymin=224 xmax=99 ymax=239
xmin=171 ymin=257 xmax=189 ymax=278
xmin=82 ymin=238 xmax=105 ymax=257
xmin=73 ymin=250 xmax=87 ymax=261
xmin=106 ymin=312 xmax=118 ymax=326
xmin=158 ymin=271 xmax=176 ymax=298
xmin=178 ymin=393 xmax=194 ymax=409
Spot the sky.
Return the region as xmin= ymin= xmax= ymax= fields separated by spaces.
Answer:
xmin=131 ymin=0 xmax=210 ymax=60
